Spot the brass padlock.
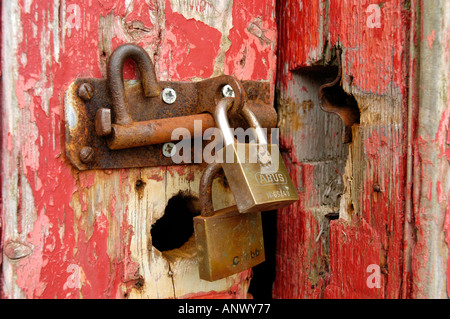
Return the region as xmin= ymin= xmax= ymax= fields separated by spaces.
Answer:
xmin=215 ymin=98 xmax=299 ymax=214
xmin=194 ymin=162 xmax=265 ymax=282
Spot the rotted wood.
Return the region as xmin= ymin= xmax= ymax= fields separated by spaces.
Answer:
xmin=274 ymin=0 xmax=412 ymax=299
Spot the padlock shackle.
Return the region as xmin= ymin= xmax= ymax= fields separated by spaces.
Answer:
xmin=199 ymin=162 xmax=223 ymax=217
xmin=241 ymin=105 xmax=268 ymax=146
xmin=214 ymin=98 xmax=269 ymax=147
xmin=214 ymin=98 xmax=236 ymax=147
xmin=108 ymin=44 xmax=161 ymax=126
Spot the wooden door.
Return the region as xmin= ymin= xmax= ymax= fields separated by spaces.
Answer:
xmin=274 ymin=0 xmax=450 ymax=299
xmin=1 ymin=0 xmax=277 ymax=299
xmin=2 ymin=0 xmax=449 ymax=301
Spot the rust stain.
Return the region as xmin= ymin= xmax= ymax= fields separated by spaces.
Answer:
xmin=277 ymin=97 xmax=308 ymax=132
xmin=135 ymin=179 xmax=146 ymax=200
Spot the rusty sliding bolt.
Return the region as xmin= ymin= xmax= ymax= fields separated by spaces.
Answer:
xmin=101 ymin=44 xmax=252 ymax=151
xmin=107 ymin=113 xmax=215 ymax=150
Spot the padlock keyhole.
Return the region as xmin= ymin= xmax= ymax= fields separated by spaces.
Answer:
xmin=151 ymin=193 xmax=200 ymax=252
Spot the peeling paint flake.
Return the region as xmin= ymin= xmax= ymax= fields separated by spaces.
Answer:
xmin=161 ymin=3 xmax=223 ymax=80
xmin=168 ymin=0 xmax=235 ymax=77
xmin=427 ymin=30 xmax=436 ymax=50
xmin=169 ymin=0 xmax=230 ymax=31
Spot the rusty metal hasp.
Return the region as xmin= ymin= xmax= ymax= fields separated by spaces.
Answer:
xmin=318 ymin=49 xmax=360 ymax=143
xmin=64 ymin=43 xmax=277 ymax=170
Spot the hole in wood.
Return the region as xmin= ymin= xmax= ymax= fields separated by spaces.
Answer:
xmin=319 ymin=81 xmax=360 ymax=143
xmin=135 ymin=179 xmax=146 ymax=199
xmin=325 ymin=212 xmax=340 ymax=220
xmin=247 ymin=210 xmax=277 ymax=299
xmin=151 ymin=192 xmax=200 ymax=253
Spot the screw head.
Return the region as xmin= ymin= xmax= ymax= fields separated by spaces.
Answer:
xmin=222 ymin=84 xmax=235 ymax=98
xmin=161 ymin=87 xmax=177 ymax=104
xmin=162 ymin=143 xmax=176 ymax=158
xmin=79 ymin=146 xmax=95 ymax=164
xmin=78 ymin=83 xmax=94 ymax=101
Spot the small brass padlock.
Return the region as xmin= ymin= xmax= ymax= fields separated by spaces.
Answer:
xmin=194 ymin=162 xmax=265 ymax=282
xmin=215 ymin=98 xmax=299 ymax=214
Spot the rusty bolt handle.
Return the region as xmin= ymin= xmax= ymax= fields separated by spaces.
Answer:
xmin=99 ymin=44 xmax=252 ymax=150
xmin=107 ymin=43 xmax=161 ymax=126
xmin=199 ymin=162 xmax=223 ymax=217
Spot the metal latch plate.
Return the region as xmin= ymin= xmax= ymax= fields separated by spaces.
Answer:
xmin=64 ymin=79 xmax=276 ymax=170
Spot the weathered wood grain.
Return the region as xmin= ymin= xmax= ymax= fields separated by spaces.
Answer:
xmin=409 ymin=0 xmax=450 ymax=299
xmin=1 ymin=0 xmax=276 ymax=299
xmin=274 ymin=0 xmax=417 ymax=299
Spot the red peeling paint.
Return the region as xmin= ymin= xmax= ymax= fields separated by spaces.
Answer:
xmin=3 ymin=0 xmax=140 ymax=299
xmin=125 ymin=2 xmax=155 ymax=28
xmin=361 ymin=128 xmax=406 ymax=298
xmin=145 ymin=171 xmax=165 ymax=182
xmin=325 ymin=218 xmax=385 ymax=299
xmin=78 ymin=171 xmax=97 ymax=189
xmin=226 ymin=0 xmax=277 ymax=100
xmin=179 ymin=270 xmax=253 ymax=299
xmin=436 ymin=83 xmax=450 ymax=163
xmin=330 ymin=1 xmax=406 ymax=94
xmin=364 ymin=129 xmax=390 ymax=159
xmin=273 ymin=134 xmax=329 ymax=299
xmin=427 ymin=30 xmax=436 ymax=50
xmin=276 ymin=0 xmax=324 ymax=75
xmin=15 ymin=213 xmax=51 ymax=298
xmin=161 ymin=0 xmax=222 ymax=81
xmin=437 ymin=182 xmax=444 ymax=204
xmin=275 ymin=0 xmax=410 ymax=300
xmin=3 ymin=0 xmax=276 ymax=299
xmin=446 ymin=192 xmax=450 ymax=297
xmin=277 ymin=0 xmax=407 ymax=95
